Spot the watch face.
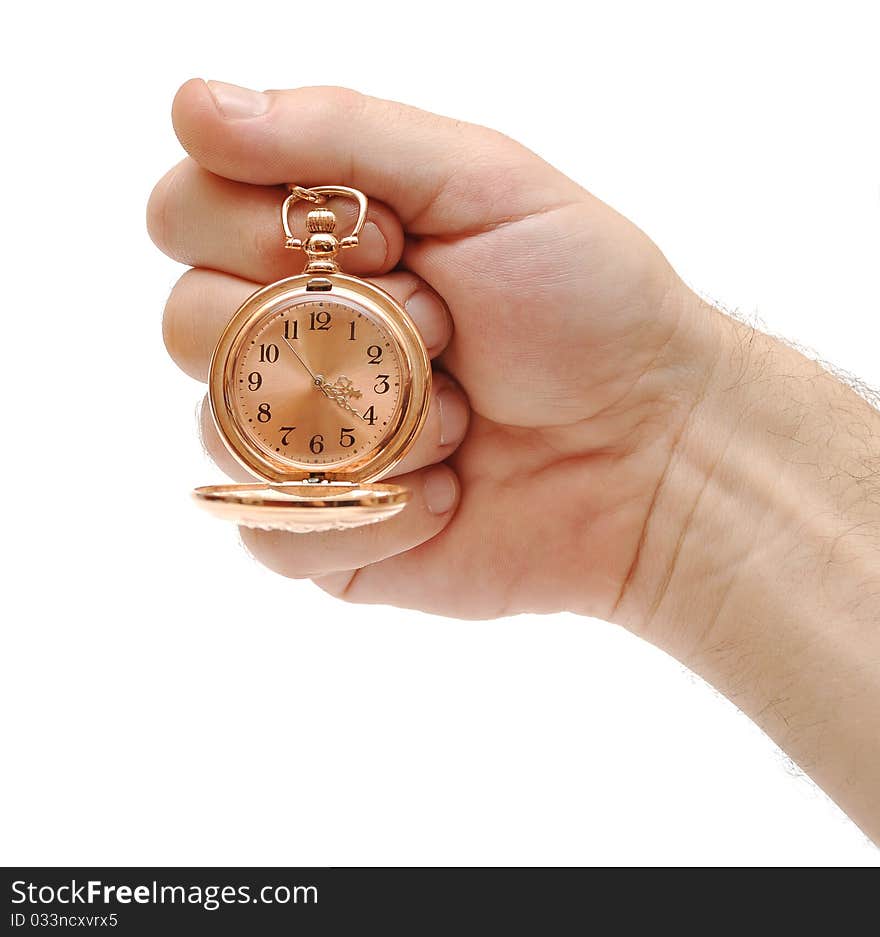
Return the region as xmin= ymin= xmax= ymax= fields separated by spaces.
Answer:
xmin=228 ymin=296 xmax=405 ymax=470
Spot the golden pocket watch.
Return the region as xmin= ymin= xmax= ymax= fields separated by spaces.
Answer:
xmin=193 ymin=185 xmax=431 ymax=532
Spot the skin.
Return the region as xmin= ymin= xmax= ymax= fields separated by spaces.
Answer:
xmin=149 ymin=79 xmax=880 ymax=845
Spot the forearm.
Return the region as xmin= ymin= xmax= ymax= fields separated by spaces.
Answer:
xmin=619 ymin=291 xmax=880 ymax=842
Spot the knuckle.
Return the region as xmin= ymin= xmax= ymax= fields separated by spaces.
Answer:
xmin=387 ymin=271 xmax=423 ymax=299
xmin=147 ymin=161 xmax=191 ymax=259
xmin=161 ymin=269 xmax=205 ymax=378
xmin=314 ymin=568 xmax=363 ymax=601
xmin=162 ymin=269 xmax=196 ymax=338
xmin=292 ymin=85 xmax=369 ymax=139
xmin=146 ymin=173 xmax=173 ymax=251
xmin=431 ymin=370 xmax=458 ymax=396
xmin=240 ymin=531 xmax=315 ymax=580
xmin=309 ymin=85 xmax=367 ymax=116
xmin=250 ymin=220 xmax=284 ymax=273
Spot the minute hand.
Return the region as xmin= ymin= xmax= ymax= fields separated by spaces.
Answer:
xmin=281 ymin=336 xmax=363 ymax=416
xmin=281 ymin=334 xmax=320 ymax=382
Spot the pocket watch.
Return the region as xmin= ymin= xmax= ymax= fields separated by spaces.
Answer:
xmin=193 ymin=185 xmax=432 ymax=532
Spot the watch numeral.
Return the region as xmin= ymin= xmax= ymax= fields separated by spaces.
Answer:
xmin=310 ymin=433 xmax=325 ymax=454
xmin=367 ymin=345 xmax=383 ymax=364
xmin=374 ymin=374 xmax=390 ymax=394
xmin=340 ymin=427 xmax=356 ymax=448
xmin=259 ymin=343 xmax=279 ymax=363
xmin=348 ymin=320 xmax=356 ymax=341
xmin=279 ymin=426 xmax=296 ymax=445
xmin=257 ymin=402 xmax=272 ymax=423
xmin=309 ymin=310 xmax=332 ymax=331
xmin=283 ymin=319 xmax=298 ymax=340
xmin=362 ymin=405 xmax=377 ymax=426
xmin=247 ymin=371 xmax=262 ymax=391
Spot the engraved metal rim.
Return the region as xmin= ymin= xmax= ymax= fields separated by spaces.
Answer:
xmin=192 ymin=482 xmax=409 ymax=531
xmin=208 ymin=273 xmax=432 ymax=485
xmin=193 ymin=482 xmax=409 ymax=510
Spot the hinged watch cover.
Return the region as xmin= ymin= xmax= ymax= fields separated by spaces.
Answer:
xmin=193 ymin=481 xmax=410 ymax=533
xmin=191 ymin=184 xmax=431 ymax=534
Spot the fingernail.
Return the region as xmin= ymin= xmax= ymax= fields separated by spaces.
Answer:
xmin=362 ymin=221 xmax=388 ymax=262
xmin=437 ymin=388 xmax=469 ymax=447
xmin=423 ymin=468 xmax=457 ymax=516
xmin=405 ymin=290 xmax=450 ymax=353
xmin=207 ymin=80 xmax=270 ymax=119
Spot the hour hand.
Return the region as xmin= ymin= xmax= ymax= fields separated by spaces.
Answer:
xmin=323 ymin=376 xmax=362 ymax=400
xmin=318 ymin=375 xmax=364 ymax=416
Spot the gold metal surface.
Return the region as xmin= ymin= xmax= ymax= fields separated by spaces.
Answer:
xmin=194 ymin=184 xmax=432 ymax=533
xmin=193 ymin=482 xmax=409 ymax=532
xmin=209 ymin=274 xmax=431 ymax=483
xmin=281 ymin=185 xmax=368 ymax=272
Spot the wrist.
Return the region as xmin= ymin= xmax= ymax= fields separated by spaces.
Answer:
xmin=615 ymin=288 xmax=880 ymax=838
xmin=634 ymin=298 xmax=880 ymax=653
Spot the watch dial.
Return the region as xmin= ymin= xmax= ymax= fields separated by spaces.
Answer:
xmin=231 ymin=299 xmax=404 ymax=468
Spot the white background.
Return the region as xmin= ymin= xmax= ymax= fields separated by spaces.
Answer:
xmin=2 ymin=0 xmax=877 ymax=866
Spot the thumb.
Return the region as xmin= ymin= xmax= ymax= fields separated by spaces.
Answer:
xmin=171 ymin=79 xmax=580 ymax=234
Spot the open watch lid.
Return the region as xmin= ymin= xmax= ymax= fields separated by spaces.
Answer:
xmin=191 ymin=184 xmax=431 ymax=535
xmin=193 ymin=480 xmax=410 ymax=533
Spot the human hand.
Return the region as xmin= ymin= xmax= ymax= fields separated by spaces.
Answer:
xmin=150 ymin=80 xmax=880 ymax=842
xmin=149 ymin=79 xmax=713 ymax=626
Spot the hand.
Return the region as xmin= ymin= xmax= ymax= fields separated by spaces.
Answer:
xmin=317 ymin=376 xmax=364 ymax=418
xmin=149 ymin=80 xmax=701 ymax=624
xmin=280 ymin=330 xmax=319 ymax=382
xmin=149 ymin=81 xmax=880 ymax=841
xmin=279 ymin=330 xmax=362 ymax=415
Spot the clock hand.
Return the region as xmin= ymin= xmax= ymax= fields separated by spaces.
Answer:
xmin=280 ymin=336 xmax=365 ymax=417
xmin=281 ymin=334 xmax=322 ymax=384
xmin=331 ymin=398 xmax=363 ymax=419
xmin=318 ymin=375 xmax=364 ymax=419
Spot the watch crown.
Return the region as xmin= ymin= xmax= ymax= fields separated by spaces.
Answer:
xmin=306 ymin=208 xmax=337 ymax=233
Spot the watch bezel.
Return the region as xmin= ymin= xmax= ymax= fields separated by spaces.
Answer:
xmin=209 ymin=273 xmax=431 ymax=484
